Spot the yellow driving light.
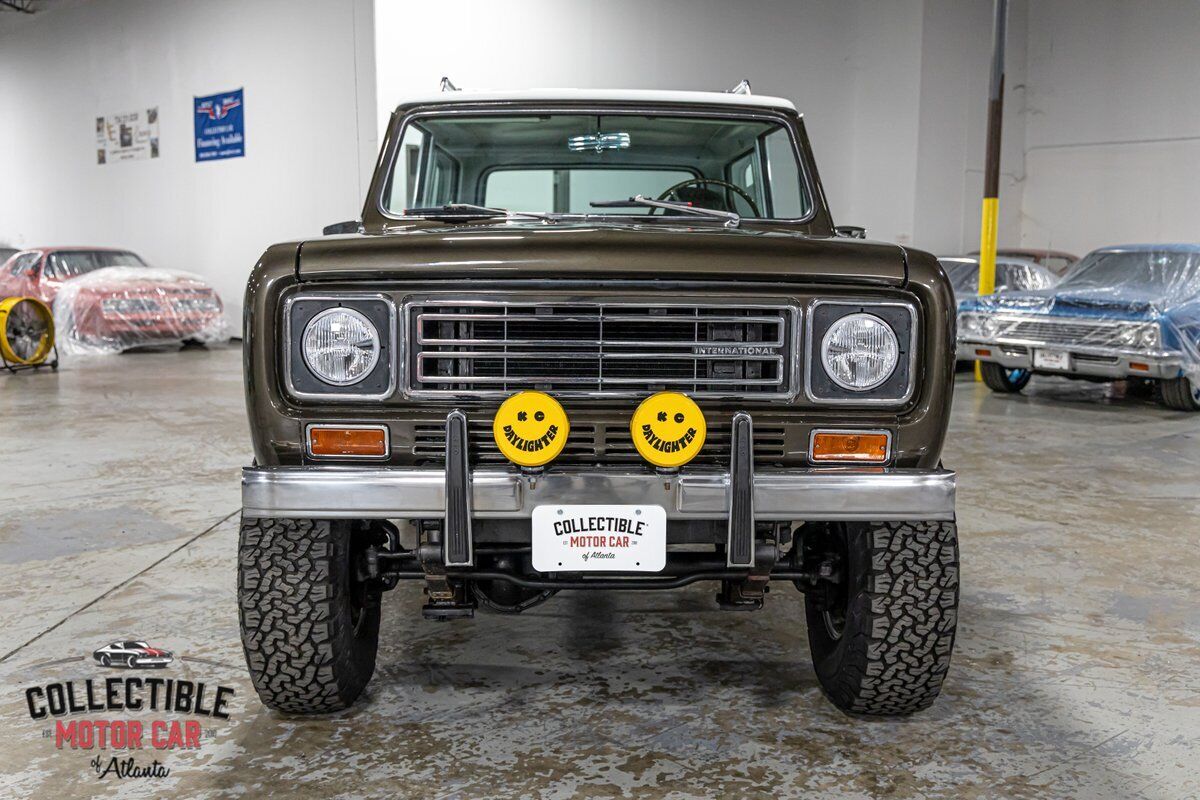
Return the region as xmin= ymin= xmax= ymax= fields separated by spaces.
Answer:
xmin=492 ymin=391 xmax=570 ymax=467
xmin=630 ymin=392 xmax=707 ymax=469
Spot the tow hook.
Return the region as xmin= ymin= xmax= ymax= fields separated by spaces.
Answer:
xmin=418 ymin=522 xmax=476 ymax=621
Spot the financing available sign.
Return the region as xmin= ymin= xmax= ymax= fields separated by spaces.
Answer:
xmin=96 ymin=108 xmax=160 ymax=164
xmin=193 ymin=88 xmax=245 ymax=162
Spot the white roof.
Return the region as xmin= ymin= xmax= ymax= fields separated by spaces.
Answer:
xmin=396 ymin=88 xmax=797 ymax=112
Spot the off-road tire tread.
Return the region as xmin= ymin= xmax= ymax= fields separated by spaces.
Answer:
xmin=814 ymin=521 xmax=959 ymax=716
xmin=238 ymin=516 xmax=378 ymax=714
xmin=980 ymin=361 xmax=1028 ymax=393
xmin=1159 ymin=376 xmax=1200 ymax=411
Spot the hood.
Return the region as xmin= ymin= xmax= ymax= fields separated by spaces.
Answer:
xmin=65 ymin=267 xmax=212 ymax=293
xmin=961 ymin=287 xmax=1162 ymax=320
xmin=296 ymin=222 xmax=909 ymax=287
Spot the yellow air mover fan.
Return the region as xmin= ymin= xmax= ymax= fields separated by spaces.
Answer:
xmin=630 ymin=392 xmax=707 ymax=468
xmin=0 ymin=296 xmax=57 ymax=371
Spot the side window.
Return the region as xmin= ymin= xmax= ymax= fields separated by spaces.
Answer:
xmin=727 ymin=150 xmax=762 ymax=216
xmin=386 ymin=125 xmax=460 ymax=211
xmin=1044 ymin=256 xmax=1074 ymax=275
xmin=387 ymin=125 xmax=427 ymax=212
xmin=427 ymin=147 xmax=459 ymax=206
xmin=763 ymin=128 xmax=809 ymax=218
xmin=995 ymin=264 xmax=1015 ymax=291
xmin=10 ymin=252 xmax=39 ymax=276
xmin=1029 ymin=267 xmax=1055 ymax=290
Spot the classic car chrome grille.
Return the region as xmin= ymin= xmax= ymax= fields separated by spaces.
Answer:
xmin=412 ymin=420 xmax=788 ymax=466
xmin=406 ymin=301 xmax=796 ymax=398
xmin=989 ymin=316 xmax=1147 ymax=348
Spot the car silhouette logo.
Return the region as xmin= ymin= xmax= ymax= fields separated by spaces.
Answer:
xmin=92 ymin=640 xmax=175 ymax=669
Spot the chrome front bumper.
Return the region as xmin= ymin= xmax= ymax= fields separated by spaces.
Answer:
xmin=958 ymin=340 xmax=1185 ymax=380
xmin=242 ymin=465 xmax=956 ymax=522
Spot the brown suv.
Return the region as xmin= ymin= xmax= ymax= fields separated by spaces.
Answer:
xmin=238 ymin=87 xmax=959 ymax=717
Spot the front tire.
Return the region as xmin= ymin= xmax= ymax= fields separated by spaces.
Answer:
xmin=1159 ymin=376 xmax=1200 ymax=411
xmin=980 ymin=361 xmax=1031 ymax=393
xmin=99 ymin=655 xmax=111 ymax=668
xmin=238 ymin=516 xmax=381 ymax=714
xmin=804 ymin=521 xmax=959 ymax=716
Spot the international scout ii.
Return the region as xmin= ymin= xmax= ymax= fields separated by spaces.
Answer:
xmin=239 ymin=85 xmax=960 ymax=717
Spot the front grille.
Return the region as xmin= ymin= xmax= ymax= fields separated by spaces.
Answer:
xmin=406 ymin=300 xmax=796 ymax=398
xmin=993 ymin=316 xmax=1143 ymax=348
xmin=413 ymin=420 xmax=788 ymax=466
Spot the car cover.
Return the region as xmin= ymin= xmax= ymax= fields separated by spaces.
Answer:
xmin=960 ymin=246 xmax=1200 ymax=383
xmin=52 ymin=266 xmax=229 ymax=355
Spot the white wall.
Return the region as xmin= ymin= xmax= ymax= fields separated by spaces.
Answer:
xmin=913 ymin=0 xmax=1027 ymax=254
xmin=0 ymin=0 xmax=377 ymax=324
xmin=1020 ymin=0 xmax=1200 ymax=254
xmin=11 ymin=0 xmax=1183 ymax=297
xmin=373 ymin=0 xmax=1012 ymax=255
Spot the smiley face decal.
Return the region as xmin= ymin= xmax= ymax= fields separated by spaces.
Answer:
xmin=629 ymin=392 xmax=707 ymax=468
xmin=492 ymin=391 xmax=570 ymax=467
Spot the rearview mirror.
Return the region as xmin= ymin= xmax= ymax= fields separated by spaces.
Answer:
xmin=834 ymin=225 xmax=867 ymax=239
xmin=322 ymin=220 xmax=360 ymax=236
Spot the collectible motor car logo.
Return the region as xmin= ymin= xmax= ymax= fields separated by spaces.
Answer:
xmin=17 ymin=640 xmax=238 ymax=782
xmin=629 ymin=391 xmax=708 ymax=468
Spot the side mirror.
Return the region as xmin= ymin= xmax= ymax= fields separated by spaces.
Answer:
xmin=322 ymin=220 xmax=360 ymax=236
xmin=834 ymin=225 xmax=867 ymax=239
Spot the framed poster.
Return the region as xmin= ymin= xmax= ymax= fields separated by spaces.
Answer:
xmin=194 ymin=88 xmax=245 ymax=162
xmin=96 ymin=108 xmax=159 ymax=164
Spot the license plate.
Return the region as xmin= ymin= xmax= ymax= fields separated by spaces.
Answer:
xmin=531 ymin=505 xmax=666 ymax=572
xmin=1034 ymin=349 xmax=1071 ymax=370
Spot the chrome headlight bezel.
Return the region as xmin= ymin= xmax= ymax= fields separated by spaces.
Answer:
xmin=284 ymin=294 xmax=396 ymax=401
xmin=805 ymin=300 xmax=917 ymax=405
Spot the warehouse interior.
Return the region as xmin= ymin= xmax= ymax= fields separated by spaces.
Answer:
xmin=1 ymin=1 xmax=1198 ymax=798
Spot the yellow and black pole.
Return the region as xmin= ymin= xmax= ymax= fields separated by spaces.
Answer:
xmin=976 ymin=0 xmax=1008 ymax=380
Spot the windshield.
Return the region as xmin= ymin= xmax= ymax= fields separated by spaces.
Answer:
xmin=47 ymin=250 xmax=146 ymax=279
xmin=383 ymin=113 xmax=811 ymax=220
xmin=941 ymin=260 xmax=979 ymax=294
xmin=1058 ymin=249 xmax=1200 ymax=302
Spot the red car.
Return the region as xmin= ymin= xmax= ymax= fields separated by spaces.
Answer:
xmin=0 ymin=247 xmax=224 ymax=351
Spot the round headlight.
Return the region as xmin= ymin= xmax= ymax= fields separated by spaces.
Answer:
xmin=302 ymin=308 xmax=379 ymax=386
xmin=1138 ymin=325 xmax=1160 ymax=349
xmin=820 ymin=313 xmax=900 ymax=391
xmin=959 ymin=313 xmax=980 ymax=335
xmin=980 ymin=317 xmax=999 ymax=338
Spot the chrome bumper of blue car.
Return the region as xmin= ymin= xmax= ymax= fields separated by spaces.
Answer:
xmin=958 ymin=339 xmax=1185 ymax=380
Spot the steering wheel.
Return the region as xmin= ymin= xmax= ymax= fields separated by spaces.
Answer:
xmin=656 ymin=178 xmax=761 ymax=218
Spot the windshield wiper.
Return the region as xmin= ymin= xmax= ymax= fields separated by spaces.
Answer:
xmin=404 ymin=204 xmax=555 ymax=223
xmin=590 ymin=195 xmax=740 ymax=228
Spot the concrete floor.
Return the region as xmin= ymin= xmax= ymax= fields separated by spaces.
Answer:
xmin=1 ymin=345 xmax=1198 ymax=799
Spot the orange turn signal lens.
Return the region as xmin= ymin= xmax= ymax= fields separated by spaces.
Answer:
xmin=308 ymin=425 xmax=388 ymax=458
xmin=810 ymin=431 xmax=891 ymax=464
xmin=975 ymin=348 xmax=992 ymax=357
xmin=1130 ymin=362 xmax=1150 ymax=372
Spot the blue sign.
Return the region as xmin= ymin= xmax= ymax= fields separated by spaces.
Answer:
xmin=193 ymin=88 xmax=244 ymax=162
